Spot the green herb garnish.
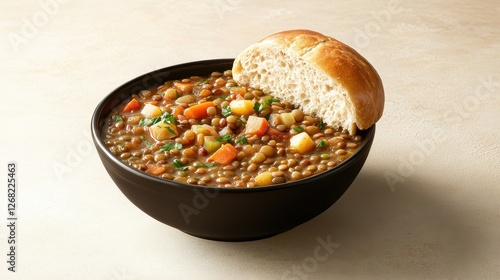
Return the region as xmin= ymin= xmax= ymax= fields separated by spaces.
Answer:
xmin=113 ymin=115 xmax=124 ymax=122
xmin=193 ymin=162 xmax=218 ymax=168
xmin=166 ymin=127 xmax=177 ymax=135
xmin=217 ymin=135 xmax=232 ymax=143
xmin=235 ymin=135 xmax=248 ymax=145
xmin=139 ymin=112 xmax=176 ymax=126
xmin=160 ymin=142 xmax=183 ymax=151
xmin=139 ymin=116 xmax=160 ymax=126
xmin=173 ymin=159 xmax=188 ymax=170
xmin=253 ymin=101 xmax=262 ymax=112
xmin=139 ymin=136 xmax=153 ymax=148
xmin=161 ymin=112 xmax=176 ymax=124
xmin=318 ymin=118 xmax=325 ymax=131
xmin=294 ymin=126 xmax=304 ymax=132
xmin=316 ymin=140 xmax=327 ymax=148
xmin=266 ymin=98 xmax=280 ymax=105
xmin=197 ymin=78 xmax=209 ymax=86
xmin=222 ymin=106 xmax=232 ymax=117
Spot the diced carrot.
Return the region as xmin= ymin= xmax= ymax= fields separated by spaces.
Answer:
xmin=208 ymin=143 xmax=238 ymax=165
xmin=174 ymin=82 xmax=193 ymax=94
xmin=199 ymin=89 xmax=212 ymax=97
xmin=183 ymin=101 xmax=215 ymax=119
xmin=123 ymin=98 xmax=141 ymax=112
xmin=172 ymin=106 xmax=184 ymax=119
xmin=266 ymin=127 xmax=283 ymax=141
xmin=244 ymin=115 xmax=269 ymax=136
xmin=146 ymin=164 xmax=166 ymax=175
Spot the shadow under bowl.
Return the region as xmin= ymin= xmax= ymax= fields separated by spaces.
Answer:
xmin=91 ymin=59 xmax=376 ymax=241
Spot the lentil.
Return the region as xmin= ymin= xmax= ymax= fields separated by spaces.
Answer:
xmin=103 ymin=71 xmax=364 ymax=187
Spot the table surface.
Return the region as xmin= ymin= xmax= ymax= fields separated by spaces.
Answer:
xmin=1 ymin=0 xmax=499 ymax=279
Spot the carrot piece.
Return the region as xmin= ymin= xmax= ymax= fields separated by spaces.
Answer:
xmin=183 ymin=101 xmax=215 ymax=120
xmin=266 ymin=126 xmax=283 ymax=141
xmin=208 ymin=143 xmax=238 ymax=165
xmin=172 ymin=106 xmax=185 ymax=119
xmin=174 ymin=82 xmax=194 ymax=94
xmin=244 ymin=115 xmax=269 ymax=136
xmin=199 ymin=89 xmax=212 ymax=97
xmin=145 ymin=164 xmax=166 ymax=175
xmin=123 ymin=98 xmax=141 ymax=112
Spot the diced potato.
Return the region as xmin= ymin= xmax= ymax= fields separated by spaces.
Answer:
xmin=280 ymin=112 xmax=295 ymax=126
xmin=149 ymin=122 xmax=178 ymax=141
xmin=191 ymin=124 xmax=219 ymax=137
xmin=203 ymin=136 xmax=222 ymax=153
xmin=290 ymin=132 xmax=315 ymax=154
xmin=230 ymin=87 xmax=247 ymax=95
xmin=218 ymin=126 xmax=232 ymax=136
xmin=255 ymin=171 xmax=273 ymax=186
xmin=229 ymin=100 xmax=255 ymax=116
xmin=141 ymin=104 xmax=162 ymax=118
xmin=268 ymin=113 xmax=282 ymax=127
xmin=126 ymin=114 xmax=142 ymax=125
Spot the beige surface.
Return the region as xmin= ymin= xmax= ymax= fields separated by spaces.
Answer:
xmin=1 ymin=0 xmax=499 ymax=279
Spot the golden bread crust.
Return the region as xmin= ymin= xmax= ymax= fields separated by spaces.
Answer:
xmin=233 ymin=29 xmax=384 ymax=132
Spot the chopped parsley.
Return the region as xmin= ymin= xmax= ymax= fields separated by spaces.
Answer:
xmin=160 ymin=142 xmax=182 ymax=151
xmin=254 ymin=97 xmax=280 ymax=112
xmin=113 ymin=115 xmax=124 ymax=122
xmin=139 ymin=112 xmax=176 ymax=126
xmin=318 ymin=118 xmax=325 ymax=131
xmin=235 ymin=135 xmax=248 ymax=145
xmin=166 ymin=127 xmax=176 ymax=135
xmin=316 ymin=140 xmax=327 ymax=148
xmin=139 ymin=136 xmax=153 ymax=148
xmin=294 ymin=126 xmax=304 ymax=132
xmin=253 ymin=101 xmax=261 ymax=112
xmin=173 ymin=159 xmax=188 ymax=170
xmin=197 ymin=78 xmax=209 ymax=86
xmin=267 ymin=98 xmax=280 ymax=105
xmin=139 ymin=116 xmax=160 ymax=126
xmin=217 ymin=135 xmax=232 ymax=143
xmin=193 ymin=162 xmax=218 ymax=168
xmin=161 ymin=112 xmax=176 ymax=124
xmin=222 ymin=106 xmax=232 ymax=117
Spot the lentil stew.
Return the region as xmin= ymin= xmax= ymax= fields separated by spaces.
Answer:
xmin=102 ymin=70 xmax=364 ymax=188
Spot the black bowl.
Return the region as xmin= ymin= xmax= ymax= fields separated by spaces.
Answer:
xmin=91 ymin=59 xmax=375 ymax=241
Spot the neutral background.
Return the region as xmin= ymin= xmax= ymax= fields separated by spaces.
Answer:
xmin=1 ymin=0 xmax=499 ymax=279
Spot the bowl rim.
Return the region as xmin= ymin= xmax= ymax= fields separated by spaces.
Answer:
xmin=91 ymin=58 xmax=375 ymax=194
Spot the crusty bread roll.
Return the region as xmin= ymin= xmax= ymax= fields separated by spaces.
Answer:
xmin=232 ymin=29 xmax=384 ymax=135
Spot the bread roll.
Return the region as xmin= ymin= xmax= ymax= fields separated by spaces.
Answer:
xmin=232 ymin=29 xmax=384 ymax=134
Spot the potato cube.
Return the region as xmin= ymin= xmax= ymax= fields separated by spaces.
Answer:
xmin=280 ymin=112 xmax=295 ymax=126
xmin=149 ymin=122 xmax=178 ymax=141
xmin=255 ymin=171 xmax=273 ymax=186
xmin=229 ymin=100 xmax=255 ymax=116
xmin=141 ymin=104 xmax=162 ymax=118
xmin=290 ymin=132 xmax=315 ymax=154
